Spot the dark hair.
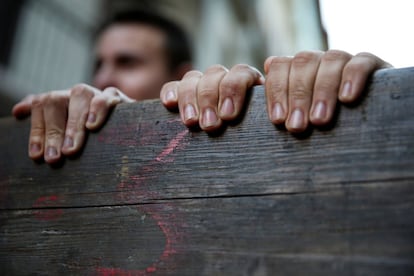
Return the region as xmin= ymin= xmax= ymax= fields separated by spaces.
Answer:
xmin=97 ymin=10 xmax=193 ymax=72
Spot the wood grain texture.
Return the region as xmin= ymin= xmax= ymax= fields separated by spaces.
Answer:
xmin=0 ymin=67 xmax=413 ymax=275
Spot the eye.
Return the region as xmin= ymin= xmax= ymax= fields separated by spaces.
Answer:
xmin=93 ymin=58 xmax=102 ymax=73
xmin=116 ymin=55 xmax=145 ymax=69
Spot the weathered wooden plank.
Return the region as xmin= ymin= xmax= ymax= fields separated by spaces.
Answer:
xmin=0 ymin=67 xmax=414 ymax=275
xmin=1 ymin=188 xmax=413 ymax=275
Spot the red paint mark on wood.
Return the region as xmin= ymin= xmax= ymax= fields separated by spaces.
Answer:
xmin=96 ymin=126 xmax=190 ymax=275
xmin=95 ymin=266 xmax=157 ymax=276
xmin=155 ymin=130 xmax=188 ymax=163
xmin=116 ymin=129 xmax=189 ymax=203
xmin=140 ymin=204 xmax=184 ymax=261
xmin=32 ymin=195 xmax=63 ymax=221
xmin=94 ymin=119 xmax=191 ymax=274
xmin=95 ymin=267 xmax=147 ymax=276
xmin=95 ymin=204 xmax=185 ymax=275
xmin=145 ymin=266 xmax=156 ymax=273
xmin=96 ymin=267 xmax=147 ymax=276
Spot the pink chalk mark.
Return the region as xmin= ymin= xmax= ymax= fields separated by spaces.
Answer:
xmin=32 ymin=195 xmax=63 ymax=221
xmin=101 ymin=127 xmax=189 ymax=275
xmin=96 ymin=267 xmax=146 ymax=276
xmin=116 ymin=129 xmax=189 ymax=203
xmin=146 ymin=266 xmax=156 ymax=273
xmin=145 ymin=207 xmax=179 ymax=260
xmin=155 ymin=130 xmax=188 ymax=163
xmin=38 ymin=195 xmax=59 ymax=202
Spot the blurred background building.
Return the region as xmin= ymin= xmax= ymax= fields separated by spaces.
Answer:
xmin=0 ymin=0 xmax=326 ymax=116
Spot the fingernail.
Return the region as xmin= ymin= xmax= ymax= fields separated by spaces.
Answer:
xmin=184 ymin=104 xmax=196 ymax=121
xmin=271 ymin=102 xmax=285 ymax=122
xmin=30 ymin=143 xmax=41 ymax=153
xmin=203 ymin=108 xmax=218 ymax=127
xmin=46 ymin=147 xmax=58 ymax=158
xmin=290 ymin=108 xmax=304 ymax=129
xmin=220 ymin=98 xmax=234 ymax=116
xmin=313 ymin=101 xmax=327 ymax=120
xmin=341 ymin=81 xmax=352 ymax=99
xmin=63 ymin=136 xmax=73 ymax=148
xmin=165 ymin=90 xmax=176 ymax=102
xmin=87 ymin=112 xmax=96 ymax=124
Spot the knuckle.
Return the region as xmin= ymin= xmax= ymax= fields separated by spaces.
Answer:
xmin=66 ymin=114 xmax=86 ymax=132
xmin=71 ymin=83 xmax=89 ymax=91
xmin=103 ymin=87 xmax=120 ymax=98
xmin=176 ymin=84 xmax=194 ymax=98
xmin=322 ymin=50 xmax=350 ymax=63
xmin=31 ymin=96 xmax=44 ymax=107
xmin=266 ymin=79 xmax=287 ymax=95
xmin=220 ymin=78 xmax=243 ymax=95
xmin=43 ymin=91 xmax=69 ymax=108
xmin=183 ymin=70 xmax=203 ymax=79
xmin=71 ymin=83 xmax=95 ymax=98
xmin=197 ymin=88 xmax=217 ymax=99
xmin=344 ymin=59 xmax=373 ymax=74
xmin=30 ymin=125 xmax=44 ymax=136
xmin=355 ymin=52 xmax=375 ymax=59
xmin=44 ymin=92 xmax=60 ymax=104
xmin=291 ymin=85 xmax=310 ymax=100
xmin=353 ymin=52 xmax=379 ymax=68
xmin=64 ymin=121 xmax=77 ymax=135
xmin=231 ymin=63 xmax=252 ymax=72
xmin=91 ymin=96 xmax=108 ymax=109
xmin=90 ymin=95 xmax=114 ymax=113
xmin=232 ymin=64 xmax=262 ymax=79
xmin=46 ymin=128 xmax=64 ymax=138
xmin=204 ymin=64 xmax=228 ymax=74
xmin=315 ymin=80 xmax=336 ymax=94
xmin=292 ymin=51 xmax=321 ymax=66
xmin=21 ymin=94 xmax=36 ymax=104
xmin=270 ymin=56 xmax=292 ymax=66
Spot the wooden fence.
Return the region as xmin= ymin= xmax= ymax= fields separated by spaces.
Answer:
xmin=1 ymin=67 xmax=413 ymax=275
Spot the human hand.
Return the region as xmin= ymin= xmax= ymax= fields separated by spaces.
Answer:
xmin=12 ymin=84 xmax=134 ymax=164
xmin=160 ymin=64 xmax=264 ymax=132
xmin=264 ymin=50 xmax=392 ymax=132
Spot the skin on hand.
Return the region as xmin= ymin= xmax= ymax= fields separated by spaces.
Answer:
xmin=11 ymin=22 xmax=183 ymax=164
xmin=12 ymin=84 xmax=134 ymax=164
xmin=264 ymin=50 xmax=392 ymax=132
xmin=13 ymin=46 xmax=391 ymax=163
xmin=160 ymin=64 xmax=265 ymax=132
xmin=162 ymin=50 xmax=391 ymax=134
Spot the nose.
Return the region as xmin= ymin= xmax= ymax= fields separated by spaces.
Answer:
xmin=93 ymin=65 xmax=117 ymax=90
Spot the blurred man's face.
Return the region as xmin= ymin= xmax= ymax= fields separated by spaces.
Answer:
xmin=93 ymin=23 xmax=173 ymax=100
